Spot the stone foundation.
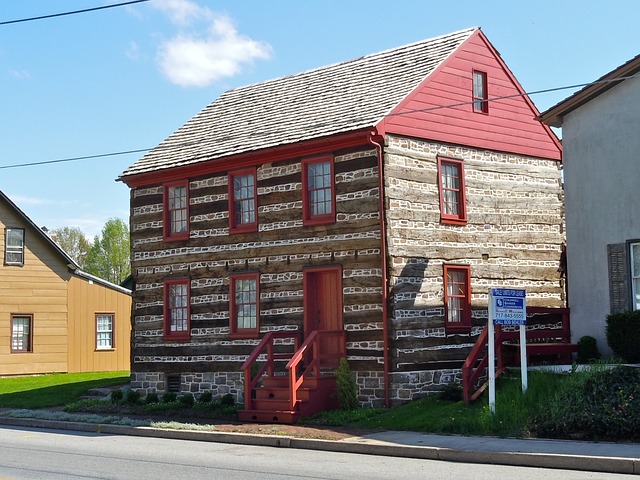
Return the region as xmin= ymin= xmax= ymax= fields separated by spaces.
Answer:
xmin=355 ymin=371 xmax=386 ymax=407
xmin=130 ymin=371 xmax=243 ymax=402
xmin=389 ymin=368 xmax=462 ymax=406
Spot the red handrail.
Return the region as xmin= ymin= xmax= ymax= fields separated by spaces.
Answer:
xmin=241 ymin=331 xmax=300 ymax=410
xmin=286 ymin=330 xmax=346 ymax=409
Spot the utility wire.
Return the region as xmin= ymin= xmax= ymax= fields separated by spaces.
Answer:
xmin=1 ymin=74 xmax=636 ymax=171
xmin=0 ymin=0 xmax=151 ymax=26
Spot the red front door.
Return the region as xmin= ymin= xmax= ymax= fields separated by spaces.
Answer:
xmin=304 ymin=267 xmax=344 ymax=366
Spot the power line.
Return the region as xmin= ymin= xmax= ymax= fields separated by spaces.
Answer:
xmin=1 ymin=74 xmax=636 ymax=171
xmin=0 ymin=0 xmax=151 ymax=26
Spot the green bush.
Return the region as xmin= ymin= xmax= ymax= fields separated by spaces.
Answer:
xmin=178 ymin=393 xmax=195 ymax=407
xmin=110 ymin=389 xmax=123 ymax=403
xmin=576 ymin=335 xmax=601 ymax=363
xmin=162 ymin=392 xmax=177 ymax=403
xmin=530 ymin=366 xmax=640 ymax=440
xmin=606 ymin=310 xmax=640 ymax=362
xmin=198 ymin=391 xmax=213 ymax=403
xmin=125 ymin=389 xmax=141 ymax=404
xmin=220 ymin=393 xmax=235 ymax=406
xmin=144 ymin=392 xmax=159 ymax=404
xmin=336 ymin=357 xmax=358 ymax=410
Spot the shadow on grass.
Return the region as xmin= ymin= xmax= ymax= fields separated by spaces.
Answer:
xmin=0 ymin=376 xmax=129 ymax=409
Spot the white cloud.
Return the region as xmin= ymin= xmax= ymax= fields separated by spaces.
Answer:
xmin=151 ymin=0 xmax=272 ymax=87
xmin=125 ymin=41 xmax=140 ymax=61
xmin=10 ymin=69 xmax=31 ymax=80
xmin=6 ymin=193 xmax=53 ymax=206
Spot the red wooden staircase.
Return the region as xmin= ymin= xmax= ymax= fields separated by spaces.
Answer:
xmin=462 ymin=307 xmax=577 ymax=403
xmin=238 ymin=330 xmax=346 ymax=424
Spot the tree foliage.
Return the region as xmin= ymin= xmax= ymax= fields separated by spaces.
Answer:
xmin=84 ymin=218 xmax=130 ymax=285
xmin=50 ymin=226 xmax=91 ymax=269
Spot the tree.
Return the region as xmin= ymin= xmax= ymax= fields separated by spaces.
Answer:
xmin=50 ymin=226 xmax=91 ymax=269
xmin=85 ymin=218 xmax=131 ymax=285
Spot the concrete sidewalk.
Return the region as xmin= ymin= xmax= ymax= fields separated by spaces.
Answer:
xmin=0 ymin=414 xmax=638 ymax=475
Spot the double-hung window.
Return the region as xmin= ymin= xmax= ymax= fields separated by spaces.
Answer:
xmin=164 ymin=279 xmax=190 ymax=339
xmin=11 ymin=314 xmax=32 ymax=352
xmin=229 ymin=168 xmax=258 ymax=233
xmin=96 ymin=314 xmax=114 ymax=349
xmin=473 ymin=70 xmax=488 ymax=113
xmin=438 ymin=157 xmax=467 ymax=224
xmin=443 ymin=264 xmax=471 ymax=330
xmin=630 ymin=243 xmax=640 ymax=311
xmin=302 ymin=156 xmax=335 ymax=225
xmin=230 ymin=273 xmax=259 ymax=338
xmin=5 ymin=227 xmax=25 ymax=265
xmin=164 ymin=181 xmax=189 ymax=241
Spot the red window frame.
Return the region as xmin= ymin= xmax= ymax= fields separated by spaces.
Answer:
xmin=228 ymin=167 xmax=258 ymax=233
xmin=443 ymin=265 xmax=471 ymax=331
xmin=438 ymin=156 xmax=467 ymax=225
xmin=164 ymin=279 xmax=191 ymax=340
xmin=472 ymin=70 xmax=488 ymax=114
xmin=163 ymin=180 xmax=189 ymax=242
xmin=302 ymin=155 xmax=336 ymax=226
xmin=229 ymin=273 xmax=260 ymax=339
xmin=11 ymin=314 xmax=33 ymax=353
xmin=96 ymin=313 xmax=115 ymax=350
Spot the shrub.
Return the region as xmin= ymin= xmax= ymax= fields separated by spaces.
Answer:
xmin=198 ymin=391 xmax=213 ymax=403
xmin=606 ymin=310 xmax=640 ymax=362
xmin=178 ymin=393 xmax=195 ymax=407
xmin=576 ymin=335 xmax=601 ymax=363
xmin=336 ymin=357 xmax=358 ymax=410
xmin=220 ymin=393 xmax=235 ymax=406
xmin=125 ymin=389 xmax=141 ymax=404
xmin=110 ymin=389 xmax=123 ymax=403
xmin=162 ymin=392 xmax=178 ymax=403
xmin=144 ymin=392 xmax=159 ymax=404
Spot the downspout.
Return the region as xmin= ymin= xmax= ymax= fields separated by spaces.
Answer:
xmin=368 ymin=131 xmax=390 ymax=409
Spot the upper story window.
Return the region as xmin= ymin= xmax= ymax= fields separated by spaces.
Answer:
xmin=443 ymin=264 xmax=471 ymax=331
xmin=96 ymin=313 xmax=114 ymax=350
xmin=302 ymin=155 xmax=335 ymax=226
xmin=230 ymin=273 xmax=260 ymax=338
xmin=5 ymin=227 xmax=25 ymax=266
xmin=472 ymin=70 xmax=488 ymax=113
xmin=164 ymin=279 xmax=190 ymax=340
xmin=229 ymin=168 xmax=258 ymax=233
xmin=164 ymin=181 xmax=189 ymax=241
xmin=11 ymin=314 xmax=32 ymax=352
xmin=438 ymin=157 xmax=467 ymax=225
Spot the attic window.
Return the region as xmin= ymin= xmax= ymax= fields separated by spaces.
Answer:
xmin=5 ymin=227 xmax=24 ymax=266
xmin=472 ymin=70 xmax=488 ymax=113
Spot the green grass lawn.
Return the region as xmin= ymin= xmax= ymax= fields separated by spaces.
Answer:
xmin=0 ymin=371 xmax=129 ymax=409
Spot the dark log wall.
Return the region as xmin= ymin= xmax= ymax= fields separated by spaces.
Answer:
xmin=129 ymin=148 xmax=385 ymax=402
xmin=384 ymin=135 xmax=565 ymax=402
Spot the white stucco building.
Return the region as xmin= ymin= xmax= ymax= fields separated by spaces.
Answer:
xmin=539 ymin=54 xmax=640 ymax=355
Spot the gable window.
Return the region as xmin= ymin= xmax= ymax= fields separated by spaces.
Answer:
xmin=164 ymin=181 xmax=189 ymax=241
xmin=473 ymin=70 xmax=488 ymax=113
xmin=5 ymin=227 xmax=25 ymax=266
xmin=164 ymin=279 xmax=190 ymax=339
xmin=438 ymin=157 xmax=467 ymax=224
xmin=230 ymin=273 xmax=259 ymax=338
xmin=11 ymin=315 xmax=32 ymax=352
xmin=229 ymin=168 xmax=258 ymax=233
xmin=96 ymin=314 xmax=114 ymax=350
xmin=444 ymin=265 xmax=471 ymax=330
xmin=302 ymin=155 xmax=335 ymax=225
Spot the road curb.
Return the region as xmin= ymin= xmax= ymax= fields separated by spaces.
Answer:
xmin=0 ymin=416 xmax=638 ymax=475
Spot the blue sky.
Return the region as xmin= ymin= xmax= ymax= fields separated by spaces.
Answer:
xmin=1 ymin=0 xmax=638 ymax=238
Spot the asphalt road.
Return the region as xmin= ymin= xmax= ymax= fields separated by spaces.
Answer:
xmin=0 ymin=425 xmax=637 ymax=480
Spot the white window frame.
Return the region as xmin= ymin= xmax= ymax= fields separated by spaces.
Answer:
xmin=5 ymin=227 xmax=25 ymax=266
xmin=630 ymin=242 xmax=640 ymax=310
xmin=96 ymin=314 xmax=114 ymax=350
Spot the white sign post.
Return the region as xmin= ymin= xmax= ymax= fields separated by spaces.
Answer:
xmin=488 ymin=288 xmax=527 ymax=414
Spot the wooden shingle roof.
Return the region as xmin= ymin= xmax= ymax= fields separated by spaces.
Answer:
xmin=120 ymin=27 xmax=477 ymax=179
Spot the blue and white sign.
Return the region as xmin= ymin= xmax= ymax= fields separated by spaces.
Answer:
xmin=491 ymin=288 xmax=526 ymax=325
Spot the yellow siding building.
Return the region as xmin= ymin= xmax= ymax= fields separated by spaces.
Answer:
xmin=0 ymin=190 xmax=131 ymax=375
